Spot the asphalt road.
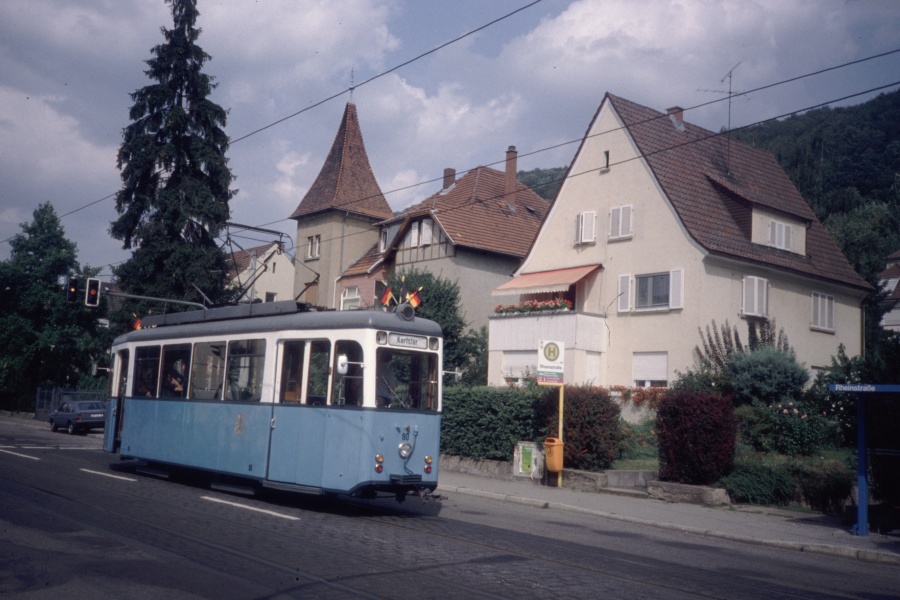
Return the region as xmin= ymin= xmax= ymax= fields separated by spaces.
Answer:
xmin=1 ymin=417 xmax=898 ymax=599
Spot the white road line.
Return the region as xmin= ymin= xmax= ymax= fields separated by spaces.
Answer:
xmin=0 ymin=448 xmax=40 ymax=461
xmin=202 ymin=496 xmax=300 ymax=521
xmin=80 ymin=468 xmax=137 ymax=482
xmin=22 ymin=446 xmax=99 ymax=450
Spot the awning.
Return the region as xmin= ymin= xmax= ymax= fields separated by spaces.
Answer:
xmin=492 ymin=264 xmax=601 ymax=296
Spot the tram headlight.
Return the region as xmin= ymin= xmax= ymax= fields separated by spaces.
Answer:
xmin=376 ymin=331 xmax=387 ymax=345
xmin=375 ymin=454 xmax=384 ymax=463
xmin=398 ymin=443 xmax=412 ymax=459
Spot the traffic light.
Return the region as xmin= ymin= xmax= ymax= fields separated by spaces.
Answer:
xmin=85 ymin=277 xmax=101 ymax=307
xmin=66 ymin=277 xmax=79 ymax=302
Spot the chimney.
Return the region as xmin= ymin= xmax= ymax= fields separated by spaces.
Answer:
xmin=505 ymin=145 xmax=517 ymax=198
xmin=667 ymin=106 xmax=685 ymax=131
xmin=443 ymin=168 xmax=456 ymax=190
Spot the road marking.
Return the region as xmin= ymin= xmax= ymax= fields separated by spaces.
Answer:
xmin=0 ymin=448 xmax=40 ymax=460
xmin=202 ymin=496 xmax=300 ymax=521
xmin=80 ymin=468 xmax=137 ymax=482
xmin=21 ymin=445 xmax=99 ymax=450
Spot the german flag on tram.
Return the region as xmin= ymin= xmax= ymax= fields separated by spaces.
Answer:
xmin=375 ymin=280 xmax=394 ymax=306
xmin=406 ymin=286 xmax=423 ymax=308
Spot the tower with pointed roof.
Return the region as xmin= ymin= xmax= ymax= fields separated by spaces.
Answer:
xmin=289 ymin=102 xmax=393 ymax=308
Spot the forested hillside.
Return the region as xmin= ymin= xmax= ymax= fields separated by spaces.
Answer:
xmin=735 ymin=90 xmax=900 ymax=283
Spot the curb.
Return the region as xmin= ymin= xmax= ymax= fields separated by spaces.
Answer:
xmin=443 ymin=485 xmax=900 ymax=567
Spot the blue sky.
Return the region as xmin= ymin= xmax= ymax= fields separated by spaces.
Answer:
xmin=1 ymin=0 xmax=898 ymax=275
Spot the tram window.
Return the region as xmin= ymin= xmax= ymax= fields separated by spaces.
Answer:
xmin=306 ymin=340 xmax=330 ymax=405
xmin=279 ymin=341 xmax=305 ymax=404
xmin=225 ymin=339 xmax=266 ymax=402
xmin=133 ymin=346 xmax=161 ymax=397
xmin=376 ymin=349 xmax=438 ymax=411
xmin=189 ymin=341 xmax=226 ymax=400
xmin=332 ymin=340 xmax=363 ymax=406
xmin=159 ymin=344 xmax=191 ymax=398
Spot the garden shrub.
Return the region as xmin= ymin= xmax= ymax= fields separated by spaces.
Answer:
xmin=718 ymin=461 xmax=795 ymax=505
xmin=544 ymin=385 xmax=622 ymax=471
xmin=735 ymin=399 xmax=833 ymax=456
xmin=656 ymin=389 xmax=736 ymax=484
xmin=618 ymin=417 xmax=657 ymax=460
xmin=727 ymin=347 xmax=809 ymax=406
xmin=440 ymin=386 xmax=549 ymax=460
xmin=788 ymin=459 xmax=853 ymax=513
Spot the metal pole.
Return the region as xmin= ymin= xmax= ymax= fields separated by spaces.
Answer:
xmin=856 ymin=394 xmax=868 ymax=536
xmin=557 ymin=385 xmax=564 ymax=488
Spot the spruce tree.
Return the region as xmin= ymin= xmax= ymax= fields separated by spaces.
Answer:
xmin=111 ymin=0 xmax=235 ymax=309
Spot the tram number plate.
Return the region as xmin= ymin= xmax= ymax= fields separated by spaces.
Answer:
xmin=388 ymin=333 xmax=427 ymax=349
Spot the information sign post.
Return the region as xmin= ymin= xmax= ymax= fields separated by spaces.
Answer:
xmin=538 ymin=341 xmax=565 ymax=487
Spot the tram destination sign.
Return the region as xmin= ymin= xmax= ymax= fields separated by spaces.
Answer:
xmin=388 ymin=333 xmax=428 ymax=349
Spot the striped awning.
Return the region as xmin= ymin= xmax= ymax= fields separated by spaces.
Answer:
xmin=492 ymin=264 xmax=601 ymax=296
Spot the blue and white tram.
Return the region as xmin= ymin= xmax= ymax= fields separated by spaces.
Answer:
xmin=103 ymin=301 xmax=443 ymax=501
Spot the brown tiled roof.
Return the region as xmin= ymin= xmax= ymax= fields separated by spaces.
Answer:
xmin=289 ymin=103 xmax=393 ymax=221
xmin=397 ymin=166 xmax=550 ymax=257
xmin=227 ymin=243 xmax=276 ymax=279
xmin=341 ymin=243 xmax=383 ymax=278
xmin=605 ymin=93 xmax=870 ymax=292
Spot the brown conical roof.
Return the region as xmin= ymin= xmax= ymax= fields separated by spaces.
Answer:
xmin=289 ymin=102 xmax=393 ymax=221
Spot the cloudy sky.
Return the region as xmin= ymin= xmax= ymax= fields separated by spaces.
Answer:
xmin=1 ymin=0 xmax=898 ymax=277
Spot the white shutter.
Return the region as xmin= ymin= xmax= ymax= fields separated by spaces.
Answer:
xmin=582 ymin=211 xmax=596 ymax=243
xmin=621 ymin=205 xmax=632 ymax=236
xmin=410 ymin=222 xmax=420 ymax=247
xmin=421 ymin=219 xmax=433 ymax=245
xmin=784 ymin=224 xmax=793 ymax=250
xmin=576 ymin=212 xmax=584 ymax=243
xmin=633 ymin=352 xmax=668 ymax=384
xmin=769 ymin=220 xmax=777 ymax=246
xmin=669 ymin=269 xmax=684 ymax=309
xmin=618 ymin=274 xmax=631 ymax=313
xmin=743 ymin=276 xmax=767 ymax=317
xmin=610 ymin=207 xmax=620 ymax=238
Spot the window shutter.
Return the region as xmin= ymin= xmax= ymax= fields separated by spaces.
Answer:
xmin=621 ymin=205 xmax=632 ymax=236
xmin=576 ymin=212 xmax=583 ymax=243
xmin=769 ymin=220 xmax=777 ymax=246
xmin=743 ymin=276 xmax=767 ymax=317
xmin=610 ymin=207 xmax=620 ymax=238
xmin=618 ymin=274 xmax=631 ymax=313
xmin=410 ymin=222 xmax=420 ymax=247
xmin=582 ymin=211 xmax=596 ymax=243
xmin=421 ymin=219 xmax=433 ymax=245
xmin=784 ymin=225 xmax=793 ymax=250
xmin=669 ymin=269 xmax=684 ymax=309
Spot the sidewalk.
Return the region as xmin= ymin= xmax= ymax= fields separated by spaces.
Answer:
xmin=437 ymin=468 xmax=900 ymax=566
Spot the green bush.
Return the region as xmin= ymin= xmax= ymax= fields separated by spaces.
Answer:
xmin=735 ymin=399 xmax=834 ymax=456
xmin=441 ymin=386 xmax=549 ymax=460
xmin=547 ymin=386 xmax=622 ymax=471
xmin=788 ymin=459 xmax=853 ymax=513
xmin=719 ymin=462 xmax=795 ymax=505
xmin=728 ymin=347 xmax=809 ymax=405
xmin=656 ymin=390 xmax=736 ymax=484
xmin=619 ymin=417 xmax=657 ymax=460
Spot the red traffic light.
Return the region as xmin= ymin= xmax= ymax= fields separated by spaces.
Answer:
xmin=85 ymin=278 xmax=101 ymax=307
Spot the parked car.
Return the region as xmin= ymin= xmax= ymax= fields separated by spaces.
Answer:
xmin=49 ymin=401 xmax=107 ymax=434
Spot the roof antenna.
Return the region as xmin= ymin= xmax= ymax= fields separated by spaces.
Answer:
xmin=349 ymin=67 xmax=355 ymax=102
xmin=698 ymin=61 xmax=744 ymax=174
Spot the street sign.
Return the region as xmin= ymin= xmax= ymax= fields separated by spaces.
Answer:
xmin=537 ymin=340 xmax=564 ymax=386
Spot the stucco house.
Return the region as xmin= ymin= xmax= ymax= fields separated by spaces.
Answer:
xmin=227 ymin=241 xmax=295 ymax=304
xmin=488 ymin=93 xmax=871 ymax=394
xmin=879 ymin=249 xmax=900 ymax=332
xmin=288 ymin=102 xmax=393 ymax=309
xmin=338 ymin=146 xmax=550 ymax=329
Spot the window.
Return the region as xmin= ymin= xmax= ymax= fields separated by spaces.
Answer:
xmin=265 ymin=292 xmax=277 ymax=303
xmin=225 ymin=339 xmax=266 ymax=402
xmin=340 ymin=286 xmax=361 ymax=311
xmin=421 ymin=218 xmax=433 ymax=246
xmin=380 ymin=228 xmax=388 ymax=253
xmin=768 ymin=220 xmax=793 ymax=251
xmin=189 ymin=341 xmax=225 ymax=400
xmin=576 ymin=211 xmax=596 ymax=244
xmin=306 ymin=235 xmax=320 ymax=259
xmin=332 ymin=340 xmax=363 ymax=406
xmin=133 ymin=346 xmax=161 ymax=397
xmin=742 ymin=276 xmax=768 ymax=318
xmin=609 ymin=205 xmax=633 ymax=240
xmin=409 ymin=222 xmax=420 ymax=247
xmin=160 ymin=344 xmax=191 ymax=398
xmin=812 ymin=292 xmax=835 ymax=331
xmin=619 ymin=270 xmax=683 ymax=312
xmin=633 ymin=352 xmax=668 ymax=388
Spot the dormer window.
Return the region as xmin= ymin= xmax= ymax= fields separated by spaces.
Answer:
xmin=769 ymin=219 xmax=793 ymax=251
xmin=380 ymin=228 xmax=388 ymax=253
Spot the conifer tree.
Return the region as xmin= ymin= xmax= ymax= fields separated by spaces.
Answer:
xmin=111 ymin=0 xmax=235 ymax=308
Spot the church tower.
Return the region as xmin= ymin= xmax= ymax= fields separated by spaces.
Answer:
xmin=289 ymin=102 xmax=393 ymax=307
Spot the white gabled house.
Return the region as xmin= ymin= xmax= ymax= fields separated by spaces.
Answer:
xmin=488 ymin=93 xmax=871 ymax=396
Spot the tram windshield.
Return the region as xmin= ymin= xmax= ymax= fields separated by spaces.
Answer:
xmin=375 ymin=348 xmax=438 ymax=410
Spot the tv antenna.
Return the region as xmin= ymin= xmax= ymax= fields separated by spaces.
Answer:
xmin=698 ymin=61 xmax=745 ymax=173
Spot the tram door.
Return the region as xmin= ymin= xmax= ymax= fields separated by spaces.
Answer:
xmin=104 ymin=349 xmax=129 ymax=452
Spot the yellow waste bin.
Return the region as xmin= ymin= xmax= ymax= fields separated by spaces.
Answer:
xmin=544 ymin=437 xmax=564 ymax=472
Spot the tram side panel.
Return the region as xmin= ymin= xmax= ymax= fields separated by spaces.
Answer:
xmin=266 ymin=405 xmax=328 ymax=487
